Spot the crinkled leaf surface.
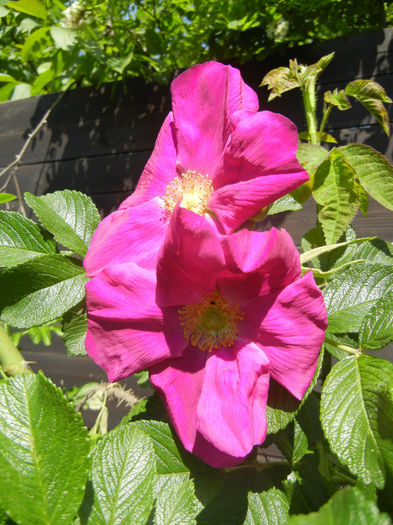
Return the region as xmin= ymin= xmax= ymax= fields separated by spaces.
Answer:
xmin=62 ymin=308 xmax=88 ymax=356
xmin=0 ymin=254 xmax=88 ymax=328
xmin=324 ymin=88 xmax=351 ymax=110
xmin=340 ymin=144 xmax=393 ymax=211
xmin=320 ymin=355 xmax=393 ymax=488
xmin=359 ymin=290 xmax=393 ymax=350
xmin=0 ymin=211 xmax=57 ymax=268
xmin=0 ymin=373 xmax=89 ymax=525
xmin=287 ymin=487 xmax=390 ymax=525
xmin=244 ymin=488 xmax=289 ymax=525
xmin=25 ymin=190 xmax=101 ymax=257
xmin=323 ymin=263 xmax=393 ymax=333
xmin=154 ymin=473 xmax=199 ymax=525
xmin=85 ymin=424 xmax=155 ymax=525
xmin=345 ymin=79 xmax=392 ymax=135
xmin=260 ymin=67 xmax=298 ymax=101
xmin=313 ymin=150 xmax=360 ymax=244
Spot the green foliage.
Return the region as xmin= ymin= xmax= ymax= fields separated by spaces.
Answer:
xmin=287 ymin=487 xmax=391 ymax=525
xmin=25 ymin=190 xmax=101 ymax=257
xmin=0 ymin=254 xmax=88 ymax=328
xmin=0 ymin=210 xmax=58 ymax=268
xmin=320 ymin=355 xmax=393 ymax=489
xmin=0 ymin=372 xmax=89 ymax=525
xmin=83 ymin=424 xmax=156 ymax=525
xmin=0 ymin=0 xmax=390 ymax=101
xmin=62 ymin=307 xmax=88 ymax=356
xmin=244 ymin=488 xmax=289 ymax=525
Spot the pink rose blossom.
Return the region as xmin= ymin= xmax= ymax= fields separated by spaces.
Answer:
xmin=83 ymin=61 xmax=308 ymax=278
xmin=85 ymin=207 xmax=327 ymax=467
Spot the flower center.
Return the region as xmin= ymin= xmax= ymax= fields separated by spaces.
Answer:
xmin=178 ymin=291 xmax=244 ymax=352
xmin=162 ymin=170 xmax=213 ymax=216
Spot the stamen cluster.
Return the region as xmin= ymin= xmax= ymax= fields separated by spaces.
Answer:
xmin=162 ymin=170 xmax=213 ymax=216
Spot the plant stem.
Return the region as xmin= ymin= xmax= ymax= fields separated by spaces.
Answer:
xmin=325 ymin=336 xmax=361 ymax=356
xmin=0 ymin=324 xmax=32 ymax=375
xmin=319 ymin=104 xmax=333 ymax=139
xmin=301 ymin=80 xmax=318 ymax=145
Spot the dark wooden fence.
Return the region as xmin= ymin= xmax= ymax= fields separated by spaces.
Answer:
xmin=1 ymin=28 xmax=393 ymax=404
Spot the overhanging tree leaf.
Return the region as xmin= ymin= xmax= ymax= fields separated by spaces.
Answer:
xmin=244 ymin=488 xmax=289 ymax=525
xmin=320 ymin=355 xmax=393 ymax=489
xmin=0 ymin=254 xmax=88 ymax=328
xmin=0 ymin=373 xmax=89 ymax=525
xmin=339 ymin=144 xmax=393 ymax=211
xmin=6 ymin=0 xmax=47 ymax=19
xmin=323 ymin=263 xmax=393 ymax=333
xmin=287 ymin=487 xmax=390 ymax=525
xmin=313 ymin=150 xmax=360 ymax=244
xmin=25 ymin=190 xmax=101 ymax=257
xmin=85 ymin=424 xmax=155 ymax=525
xmin=0 ymin=210 xmax=57 ymax=268
xmin=345 ymin=79 xmax=392 ymax=136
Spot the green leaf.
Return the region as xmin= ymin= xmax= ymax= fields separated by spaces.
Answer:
xmin=10 ymin=83 xmax=31 ymax=100
xmin=0 ymin=373 xmax=89 ymax=525
xmin=21 ymin=26 xmax=50 ymax=61
xmin=324 ymin=88 xmax=351 ymax=110
xmin=300 ymin=235 xmax=374 ymax=265
xmin=320 ymin=355 xmax=393 ymax=488
xmin=244 ymin=488 xmax=289 ymax=525
xmin=294 ymin=143 xmax=330 ymax=202
xmin=287 ymin=487 xmax=391 ymax=525
xmin=85 ymin=424 xmax=155 ymax=525
xmin=359 ymin=290 xmax=393 ymax=350
xmin=0 ymin=193 xmax=16 ymax=203
xmin=154 ymin=473 xmax=199 ymax=525
xmin=339 ymin=144 xmax=393 ymax=211
xmin=62 ymin=308 xmax=87 ymax=356
xmin=260 ymin=67 xmax=299 ymax=101
xmin=50 ymin=26 xmax=77 ymax=50
xmin=0 ymin=211 xmax=57 ymax=268
xmin=323 ymin=263 xmax=393 ymax=333
xmin=313 ymin=150 xmax=360 ymax=244
xmin=268 ymin=194 xmax=302 ymax=215
xmin=25 ymin=190 xmax=101 ymax=257
xmin=0 ymin=254 xmax=88 ymax=328
xmin=134 ymin=420 xmax=197 ymax=475
xmin=6 ymin=0 xmax=47 ymax=19
xmin=272 ymin=420 xmax=310 ymax=466
xmin=298 ymin=131 xmax=337 ymax=144
xmin=345 ymin=79 xmax=392 ymax=135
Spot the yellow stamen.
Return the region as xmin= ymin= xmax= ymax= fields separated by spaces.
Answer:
xmin=162 ymin=170 xmax=213 ymax=216
xmin=179 ymin=291 xmax=244 ymax=352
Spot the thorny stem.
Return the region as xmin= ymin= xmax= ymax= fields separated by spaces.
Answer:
xmin=0 ymin=324 xmax=32 ymax=376
xmin=301 ymin=79 xmax=318 ymax=145
xmin=319 ymin=103 xmax=333 ymax=140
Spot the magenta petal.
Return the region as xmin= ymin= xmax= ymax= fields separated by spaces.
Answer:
xmin=84 ymin=198 xmax=167 ymax=277
xmin=120 ymin=113 xmax=177 ymax=209
xmin=196 ymin=341 xmax=270 ymax=459
xmin=156 ymin=206 xmax=225 ymax=307
xmin=150 ymin=345 xmax=208 ymax=452
xmin=256 ymin=271 xmax=328 ymax=400
xmin=85 ymin=263 xmax=186 ymax=381
xmin=171 ymin=61 xmax=258 ymax=176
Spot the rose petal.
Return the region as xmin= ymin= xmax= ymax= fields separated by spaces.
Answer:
xmin=196 ymin=340 xmax=270 ymax=459
xmin=120 ymin=113 xmax=178 ymax=208
xmin=84 ymin=198 xmax=167 ymax=277
xmin=255 ymin=271 xmax=327 ymax=399
xmin=171 ymin=61 xmax=258 ymax=176
xmin=156 ymin=206 xmax=225 ymax=307
xmin=149 ymin=345 xmax=208 ymax=451
xmin=86 ymin=262 xmax=186 ymax=381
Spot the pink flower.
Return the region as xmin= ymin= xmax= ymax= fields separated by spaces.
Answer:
xmin=121 ymin=61 xmax=308 ymax=234
xmin=83 ymin=61 xmax=308 ymax=278
xmin=85 ymin=207 xmax=327 ymax=467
